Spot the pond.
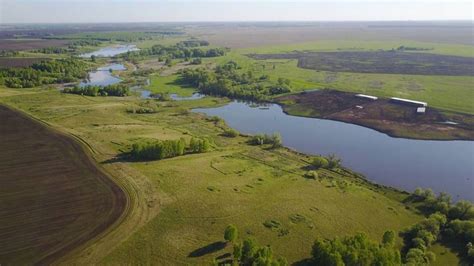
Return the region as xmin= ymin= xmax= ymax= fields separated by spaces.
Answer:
xmin=79 ymin=63 xmax=125 ymax=87
xmin=193 ymin=101 xmax=474 ymax=201
xmin=80 ymin=44 xmax=139 ymax=58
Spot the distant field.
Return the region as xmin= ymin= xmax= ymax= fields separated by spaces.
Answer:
xmin=190 ymin=22 xmax=474 ymax=48
xmin=0 ymin=104 xmax=126 ymax=265
xmin=250 ymin=51 xmax=474 ymax=76
xmin=0 ymin=57 xmax=49 ymax=68
xmin=0 ymin=39 xmax=69 ymax=51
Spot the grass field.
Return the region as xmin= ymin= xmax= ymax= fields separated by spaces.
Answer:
xmin=0 ymin=87 xmax=459 ymax=265
xmin=0 ymin=104 xmax=126 ymax=265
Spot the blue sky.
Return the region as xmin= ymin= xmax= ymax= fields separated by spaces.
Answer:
xmin=1 ymin=0 xmax=472 ymax=23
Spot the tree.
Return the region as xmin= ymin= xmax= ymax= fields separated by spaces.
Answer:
xmin=327 ymin=154 xmax=341 ymax=169
xmin=91 ymin=55 xmax=96 ymax=62
xmin=224 ymin=224 xmax=238 ymax=243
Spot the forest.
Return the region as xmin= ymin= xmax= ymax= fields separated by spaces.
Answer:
xmin=0 ymin=59 xmax=88 ymax=88
xmin=180 ymin=61 xmax=291 ymax=101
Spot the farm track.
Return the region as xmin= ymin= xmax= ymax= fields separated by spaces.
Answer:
xmin=0 ymin=105 xmax=127 ymax=264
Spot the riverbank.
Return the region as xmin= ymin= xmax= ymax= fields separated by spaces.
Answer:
xmin=276 ymin=90 xmax=474 ymax=141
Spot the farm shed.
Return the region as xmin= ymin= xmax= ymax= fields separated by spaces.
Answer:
xmin=390 ymin=97 xmax=428 ymax=107
xmin=355 ymin=94 xmax=378 ymax=100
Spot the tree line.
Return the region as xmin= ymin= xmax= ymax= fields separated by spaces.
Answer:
xmin=179 ymin=61 xmax=292 ymax=102
xmin=63 ymin=83 xmax=130 ymax=97
xmin=120 ymin=42 xmax=225 ymax=62
xmin=0 ymin=59 xmax=88 ymax=88
xmin=130 ymin=137 xmax=210 ymax=161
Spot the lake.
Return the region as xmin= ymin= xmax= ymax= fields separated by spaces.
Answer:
xmin=193 ymin=101 xmax=474 ymax=201
xmin=80 ymin=44 xmax=139 ymax=58
xmin=79 ymin=63 xmax=124 ymax=87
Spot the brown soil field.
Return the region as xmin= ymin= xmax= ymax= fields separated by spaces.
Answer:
xmin=277 ymin=90 xmax=474 ymax=140
xmin=0 ymin=57 xmax=49 ymax=68
xmin=0 ymin=105 xmax=127 ymax=264
xmin=0 ymin=39 xmax=69 ymax=51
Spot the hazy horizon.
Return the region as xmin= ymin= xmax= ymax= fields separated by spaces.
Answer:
xmin=1 ymin=0 xmax=472 ymax=24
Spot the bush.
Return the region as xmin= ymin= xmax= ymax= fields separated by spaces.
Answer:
xmin=249 ymin=133 xmax=282 ymax=148
xmin=327 ymin=154 xmax=341 ymax=169
xmin=224 ymin=224 xmax=238 ymax=243
xmin=223 ymin=128 xmax=239 ymax=138
xmin=304 ymin=171 xmax=319 ymax=179
xmin=311 ymin=156 xmax=329 ymax=169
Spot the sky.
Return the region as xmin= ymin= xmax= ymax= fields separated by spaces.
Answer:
xmin=1 ymin=0 xmax=472 ymax=24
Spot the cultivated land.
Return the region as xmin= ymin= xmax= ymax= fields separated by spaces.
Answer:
xmin=0 ymin=104 xmax=126 ymax=265
xmin=0 ymin=22 xmax=472 ymax=264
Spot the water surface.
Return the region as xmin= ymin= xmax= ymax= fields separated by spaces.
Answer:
xmin=193 ymin=101 xmax=474 ymax=201
xmin=79 ymin=64 xmax=125 ymax=87
xmin=80 ymin=45 xmax=139 ymax=58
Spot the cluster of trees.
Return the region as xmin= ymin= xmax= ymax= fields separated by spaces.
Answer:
xmin=130 ymin=137 xmax=210 ymax=161
xmin=402 ymin=212 xmax=445 ymax=264
xmin=32 ymin=40 xmax=101 ymax=55
xmin=396 ymin=45 xmax=432 ymax=52
xmin=408 ymin=188 xmax=474 ymax=263
xmin=0 ymin=59 xmax=88 ymax=88
xmin=0 ymin=50 xmax=19 ymax=57
xmin=311 ymin=154 xmax=342 ymax=170
xmin=179 ymin=61 xmax=292 ymax=101
xmin=177 ymin=40 xmax=210 ymax=47
xmin=63 ymin=84 xmax=130 ymax=97
xmin=221 ymin=225 xmax=287 ymax=266
xmin=311 ymin=231 xmax=401 ymax=265
xmin=33 ymin=47 xmax=70 ymax=54
xmin=249 ymin=133 xmax=282 ymax=148
xmin=121 ymin=43 xmax=225 ymax=61
xmin=68 ymin=39 xmax=101 ymax=48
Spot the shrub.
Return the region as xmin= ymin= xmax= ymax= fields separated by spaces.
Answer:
xmin=327 ymin=154 xmax=341 ymax=169
xmin=304 ymin=170 xmax=319 ymax=179
xmin=223 ymin=128 xmax=239 ymax=138
xmin=311 ymin=156 xmax=329 ymax=169
xmin=224 ymin=224 xmax=238 ymax=243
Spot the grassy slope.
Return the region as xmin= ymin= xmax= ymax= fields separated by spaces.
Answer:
xmin=0 ymin=86 xmax=453 ymax=264
xmin=199 ymin=40 xmax=474 ymax=115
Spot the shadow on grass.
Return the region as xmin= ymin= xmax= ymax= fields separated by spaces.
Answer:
xmin=188 ymin=241 xmax=227 ymax=258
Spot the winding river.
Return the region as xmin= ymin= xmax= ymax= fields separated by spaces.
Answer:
xmin=80 ymin=63 xmax=124 ymax=87
xmin=193 ymin=101 xmax=474 ymax=201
